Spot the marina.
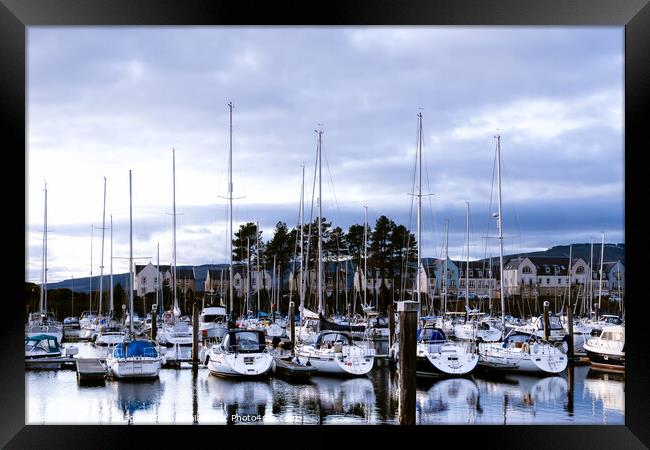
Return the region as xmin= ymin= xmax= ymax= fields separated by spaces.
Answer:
xmin=26 ymin=342 xmax=623 ymax=425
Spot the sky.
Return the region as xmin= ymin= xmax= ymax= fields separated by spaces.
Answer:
xmin=25 ymin=27 xmax=624 ymax=284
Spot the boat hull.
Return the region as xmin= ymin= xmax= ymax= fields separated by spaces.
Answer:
xmin=414 ymin=343 xmax=479 ymax=377
xmin=107 ymin=357 xmax=162 ymax=379
xmin=294 ymin=348 xmax=374 ymax=376
xmin=478 ymin=343 xmax=567 ymax=374
xmin=207 ymin=351 xmax=273 ymax=378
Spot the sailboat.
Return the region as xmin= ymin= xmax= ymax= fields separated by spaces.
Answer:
xmin=26 ymin=182 xmax=64 ymax=343
xmin=292 ymin=127 xmax=375 ymax=376
xmin=392 ymin=113 xmax=478 ymax=377
xmin=477 ymin=133 xmax=567 ymax=374
xmin=206 ymin=102 xmax=273 ymax=378
xmin=105 ymin=170 xmax=163 ymax=379
xmin=158 ymin=149 xmax=193 ymax=348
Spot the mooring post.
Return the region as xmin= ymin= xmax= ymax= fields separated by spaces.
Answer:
xmin=388 ymin=304 xmax=395 ymax=352
xmin=398 ymin=300 xmax=418 ymax=425
xmin=543 ymin=301 xmax=550 ymax=342
xmin=289 ymin=301 xmax=295 ymax=354
xmin=151 ymin=304 xmax=157 ymax=342
xmin=192 ymin=302 xmax=199 ymax=366
xmin=566 ymin=293 xmax=575 ymax=362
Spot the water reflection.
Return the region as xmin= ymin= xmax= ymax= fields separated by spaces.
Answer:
xmin=310 ymin=376 xmax=376 ymax=423
xmin=584 ymin=369 xmax=624 ymax=414
xmin=110 ymin=378 xmax=164 ymax=424
xmin=207 ymin=376 xmax=272 ymax=424
xmin=416 ymin=377 xmax=481 ymax=424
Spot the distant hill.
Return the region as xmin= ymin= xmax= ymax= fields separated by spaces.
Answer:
xmin=496 ymin=243 xmax=624 ymax=265
xmin=40 ymin=243 xmax=625 ymax=292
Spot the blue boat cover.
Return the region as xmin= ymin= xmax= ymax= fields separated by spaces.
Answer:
xmin=113 ymin=340 xmax=159 ymax=358
xmin=25 ymin=334 xmax=61 ymax=352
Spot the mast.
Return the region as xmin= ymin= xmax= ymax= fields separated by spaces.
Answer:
xmin=90 ymin=225 xmax=93 ymax=313
xmin=465 ymin=201 xmax=470 ymax=313
xmin=156 ymin=242 xmax=160 ymax=313
xmin=110 ymin=214 xmax=114 ymax=315
xmin=316 ymin=128 xmax=324 ymax=315
xmin=443 ymin=219 xmax=449 ymax=316
xmin=129 ymin=170 xmax=134 ymax=335
xmin=41 ymin=182 xmax=48 ymax=314
xmin=228 ymin=102 xmax=234 ymax=317
xmin=363 ymin=204 xmax=368 ymax=308
xmin=299 ymin=165 xmax=305 ymax=327
xmin=598 ymin=232 xmax=605 ymax=310
xmin=172 ymin=148 xmax=179 ymax=319
xmin=99 ymin=177 xmax=107 ymax=317
xmin=416 ymin=112 xmax=423 ymax=305
xmin=588 ymin=238 xmax=594 ymax=316
xmin=567 ymin=244 xmax=572 ymax=309
xmin=71 ymin=275 xmax=74 ymax=318
xmin=495 ymin=133 xmax=506 ymax=335
xmin=247 ymin=237 xmax=251 ymax=315
xmin=256 ymin=221 xmax=261 ymax=314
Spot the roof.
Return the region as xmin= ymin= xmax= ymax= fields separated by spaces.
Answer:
xmin=135 ymin=263 xmax=171 ymax=275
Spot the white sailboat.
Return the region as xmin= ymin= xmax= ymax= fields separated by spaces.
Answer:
xmin=105 ymin=170 xmax=163 ymax=379
xmin=477 ymin=133 xmax=567 ymax=375
xmin=26 ymin=181 xmax=64 ymax=343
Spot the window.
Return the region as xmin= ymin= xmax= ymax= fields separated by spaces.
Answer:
xmin=522 ymin=266 xmax=532 ymax=274
xmin=142 ymin=277 xmax=147 ymax=285
xmin=576 ymin=266 xmax=584 ymax=274
xmin=459 ymin=270 xmax=464 ymax=277
xmin=538 ymin=278 xmax=542 ymax=284
xmin=545 ymin=267 xmax=550 ymax=274
xmin=547 ymin=278 xmax=550 ymax=284
xmin=558 ymin=278 xmax=562 ymax=284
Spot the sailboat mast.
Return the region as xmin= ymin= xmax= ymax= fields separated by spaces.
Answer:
xmin=589 ymin=238 xmax=594 ymax=315
xmin=495 ymin=133 xmax=506 ymax=334
xmin=416 ymin=112 xmax=423 ymax=305
xmin=256 ymin=221 xmax=261 ymax=314
xmin=90 ymin=225 xmax=93 ymax=313
xmin=99 ymin=177 xmax=107 ymax=317
xmin=567 ymin=245 xmax=572 ymax=308
xmin=110 ymin=214 xmax=114 ymax=314
xmin=129 ymin=170 xmax=134 ymax=335
xmin=363 ymin=204 xmax=368 ymax=308
xmin=465 ymin=201 xmax=470 ymax=312
xmin=41 ymin=182 xmax=48 ymax=314
xmin=299 ymin=165 xmax=305 ymax=324
xmin=172 ymin=148 xmax=178 ymax=319
xmin=443 ymin=219 xmax=449 ymax=316
xmin=316 ymin=128 xmax=324 ymax=315
xmin=156 ymin=242 xmax=160 ymax=313
xmin=598 ymin=232 xmax=605 ymax=310
xmin=228 ymin=102 xmax=234 ymax=317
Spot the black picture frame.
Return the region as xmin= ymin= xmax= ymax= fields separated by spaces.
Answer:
xmin=4 ymin=0 xmax=648 ymax=447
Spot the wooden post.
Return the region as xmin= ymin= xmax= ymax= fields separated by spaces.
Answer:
xmin=151 ymin=304 xmax=157 ymax=342
xmin=289 ymin=301 xmax=295 ymax=353
xmin=387 ymin=304 xmax=395 ymax=352
xmin=543 ymin=301 xmax=550 ymax=342
xmin=192 ymin=302 xmax=199 ymax=366
xmin=566 ymin=291 xmax=575 ymax=361
xmin=398 ymin=300 xmax=418 ymax=425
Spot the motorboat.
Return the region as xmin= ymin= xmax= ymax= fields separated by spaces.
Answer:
xmin=105 ymin=338 xmax=164 ymax=379
xmin=293 ymin=330 xmax=375 ymax=376
xmin=199 ymin=306 xmax=228 ymax=341
xmin=95 ymin=319 xmax=126 ymax=346
xmin=25 ymin=334 xmax=78 ymax=369
xmin=478 ymin=329 xmax=568 ymax=374
xmin=583 ymin=324 xmax=624 ymax=371
xmin=514 ymin=314 xmax=568 ymax=346
xmin=206 ymin=329 xmax=273 ymax=378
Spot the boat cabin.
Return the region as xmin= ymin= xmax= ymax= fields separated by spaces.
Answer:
xmin=417 ymin=327 xmax=447 ymax=343
xmin=534 ymin=315 xmax=564 ymax=331
xmin=222 ymin=330 xmax=266 ymax=353
xmin=367 ymin=315 xmax=389 ymax=329
xmin=600 ymin=315 xmax=623 ymax=325
xmin=25 ymin=334 xmax=62 ymax=357
xmin=314 ymin=331 xmax=354 ymax=349
xmin=113 ymin=340 xmax=159 ymax=359
xmin=200 ymin=307 xmax=227 ymax=323
xmin=502 ymin=330 xmax=540 ymax=348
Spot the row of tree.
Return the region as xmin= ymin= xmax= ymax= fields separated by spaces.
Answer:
xmin=229 ymin=214 xmax=418 ymax=314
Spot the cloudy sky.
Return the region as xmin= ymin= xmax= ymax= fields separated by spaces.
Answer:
xmin=26 ymin=27 xmax=624 ymax=283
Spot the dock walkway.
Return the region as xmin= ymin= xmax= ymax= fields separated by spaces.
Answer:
xmin=76 ymin=358 xmax=107 ymax=382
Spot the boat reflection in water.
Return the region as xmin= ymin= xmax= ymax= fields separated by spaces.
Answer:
xmin=583 ymin=369 xmax=624 ymax=416
xmin=207 ymin=376 xmax=272 ymax=424
xmin=309 ymin=376 xmax=377 ymax=423
xmin=416 ymin=377 xmax=481 ymax=424
xmin=110 ymin=378 xmax=164 ymax=424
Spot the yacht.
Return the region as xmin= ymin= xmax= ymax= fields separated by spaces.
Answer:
xmin=583 ymin=324 xmax=624 ymax=371
xmin=25 ymin=311 xmax=64 ymax=343
xmin=478 ymin=329 xmax=567 ymax=374
xmin=25 ymin=334 xmax=78 ymax=369
xmin=105 ymin=337 xmax=164 ymax=379
xmin=453 ymin=311 xmax=502 ymax=342
xmin=293 ymin=330 xmax=375 ymax=376
xmin=206 ymin=329 xmax=273 ymax=378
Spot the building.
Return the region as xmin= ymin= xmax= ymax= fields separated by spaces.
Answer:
xmin=134 ymin=263 xmax=171 ymax=297
xmin=502 ymin=256 xmax=590 ymax=297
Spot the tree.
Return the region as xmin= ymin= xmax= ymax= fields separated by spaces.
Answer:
xmin=369 ymin=215 xmax=395 ymax=312
xmin=232 ymin=222 xmax=263 ymax=264
xmin=390 ymin=223 xmax=417 ymax=302
xmin=346 ymin=222 xmax=369 ymax=315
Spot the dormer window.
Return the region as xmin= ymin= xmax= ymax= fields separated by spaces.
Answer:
xmin=545 ymin=266 xmax=550 ymax=274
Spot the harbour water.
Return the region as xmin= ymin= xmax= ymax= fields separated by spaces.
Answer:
xmin=26 ymin=342 xmax=624 ymax=425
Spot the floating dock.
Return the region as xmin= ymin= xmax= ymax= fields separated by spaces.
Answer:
xmin=76 ymin=358 xmax=107 ymax=382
